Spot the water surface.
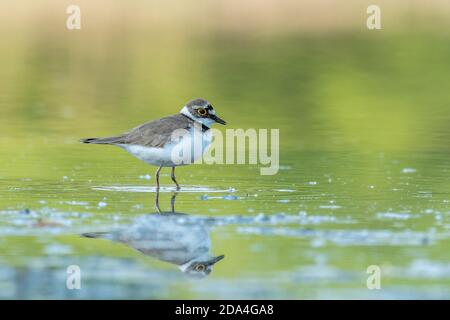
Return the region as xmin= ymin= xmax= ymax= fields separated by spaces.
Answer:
xmin=1 ymin=18 xmax=450 ymax=299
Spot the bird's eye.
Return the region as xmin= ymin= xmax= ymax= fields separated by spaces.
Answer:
xmin=195 ymin=264 xmax=206 ymax=272
xmin=197 ymin=108 xmax=207 ymax=116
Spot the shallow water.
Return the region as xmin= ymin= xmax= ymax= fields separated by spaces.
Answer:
xmin=2 ymin=149 xmax=450 ymax=299
xmin=2 ymin=13 xmax=450 ymax=298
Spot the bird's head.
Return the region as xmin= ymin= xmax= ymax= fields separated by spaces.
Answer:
xmin=180 ymin=254 xmax=225 ymax=278
xmin=180 ymin=98 xmax=226 ymax=127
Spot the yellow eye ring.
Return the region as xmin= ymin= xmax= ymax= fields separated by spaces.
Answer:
xmin=195 ymin=264 xmax=205 ymax=272
xmin=197 ymin=108 xmax=207 ymax=116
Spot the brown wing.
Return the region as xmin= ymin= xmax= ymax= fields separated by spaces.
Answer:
xmin=81 ymin=114 xmax=193 ymax=148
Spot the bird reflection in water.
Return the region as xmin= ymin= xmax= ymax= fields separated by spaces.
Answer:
xmin=82 ymin=192 xmax=224 ymax=278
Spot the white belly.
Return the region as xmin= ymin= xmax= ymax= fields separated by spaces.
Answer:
xmin=118 ymin=129 xmax=212 ymax=167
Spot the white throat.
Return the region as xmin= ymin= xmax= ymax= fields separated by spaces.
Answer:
xmin=180 ymin=106 xmax=215 ymax=128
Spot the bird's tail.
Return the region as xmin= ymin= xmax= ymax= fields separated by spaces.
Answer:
xmin=80 ymin=136 xmax=123 ymax=145
xmin=81 ymin=232 xmax=108 ymax=239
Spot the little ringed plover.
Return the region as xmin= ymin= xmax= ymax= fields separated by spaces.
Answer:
xmin=81 ymin=98 xmax=226 ymax=190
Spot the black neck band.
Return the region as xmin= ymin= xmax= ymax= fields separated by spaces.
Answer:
xmin=181 ymin=113 xmax=210 ymax=132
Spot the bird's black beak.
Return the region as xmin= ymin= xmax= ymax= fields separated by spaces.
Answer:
xmin=209 ymin=114 xmax=226 ymax=125
xmin=210 ymin=254 xmax=225 ymax=265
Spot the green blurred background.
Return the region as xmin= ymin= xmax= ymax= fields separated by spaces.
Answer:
xmin=1 ymin=0 xmax=450 ymax=299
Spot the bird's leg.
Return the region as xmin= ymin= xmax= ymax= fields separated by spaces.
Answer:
xmin=170 ymin=192 xmax=178 ymax=213
xmin=155 ymin=164 xmax=163 ymax=190
xmin=171 ymin=166 xmax=180 ymax=190
xmin=154 ymin=189 xmax=161 ymax=213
